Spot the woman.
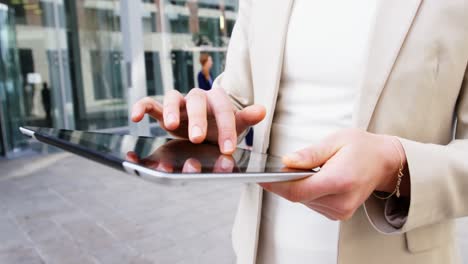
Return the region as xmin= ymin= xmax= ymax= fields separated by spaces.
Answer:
xmin=197 ymin=53 xmax=214 ymax=91
xmin=131 ymin=0 xmax=468 ymax=263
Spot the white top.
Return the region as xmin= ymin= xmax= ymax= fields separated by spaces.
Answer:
xmin=257 ymin=0 xmax=379 ymax=263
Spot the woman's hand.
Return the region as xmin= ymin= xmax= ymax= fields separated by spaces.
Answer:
xmin=260 ymin=128 xmax=409 ymax=221
xmin=131 ymin=88 xmax=266 ymax=154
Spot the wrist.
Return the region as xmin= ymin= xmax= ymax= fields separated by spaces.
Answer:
xmin=376 ymin=136 xmax=407 ymax=193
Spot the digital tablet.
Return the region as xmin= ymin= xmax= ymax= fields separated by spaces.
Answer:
xmin=19 ymin=126 xmax=316 ymax=185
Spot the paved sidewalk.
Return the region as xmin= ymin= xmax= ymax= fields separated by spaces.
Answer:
xmin=0 ymin=153 xmax=467 ymax=264
xmin=0 ymin=153 xmax=240 ymax=264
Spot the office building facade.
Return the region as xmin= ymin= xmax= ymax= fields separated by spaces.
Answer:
xmin=0 ymin=0 xmax=238 ymax=157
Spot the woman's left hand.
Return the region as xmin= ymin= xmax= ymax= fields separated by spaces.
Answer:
xmin=260 ymin=128 xmax=409 ymax=221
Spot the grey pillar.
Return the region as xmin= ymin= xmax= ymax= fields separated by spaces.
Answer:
xmin=120 ymin=0 xmax=150 ymax=136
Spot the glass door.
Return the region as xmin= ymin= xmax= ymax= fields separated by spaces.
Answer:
xmin=0 ymin=3 xmax=27 ymax=155
xmin=0 ymin=0 xmax=128 ymax=156
xmin=0 ymin=0 xmax=75 ymax=156
xmin=0 ymin=120 xmax=4 ymax=156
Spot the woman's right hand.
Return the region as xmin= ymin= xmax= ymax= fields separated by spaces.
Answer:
xmin=131 ymin=88 xmax=266 ymax=155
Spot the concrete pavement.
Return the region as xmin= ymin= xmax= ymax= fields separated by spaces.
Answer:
xmin=0 ymin=153 xmax=239 ymax=264
xmin=0 ymin=152 xmax=467 ymax=263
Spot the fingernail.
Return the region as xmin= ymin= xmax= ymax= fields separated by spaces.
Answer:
xmin=184 ymin=162 xmax=199 ymax=173
xmin=221 ymin=156 xmax=233 ymax=170
xmin=157 ymin=163 xmax=172 ymax=173
xmin=166 ymin=113 xmax=176 ymax=125
xmin=223 ymin=139 xmax=234 ymax=153
xmin=191 ymin=125 xmax=203 ymax=139
xmin=285 ymin=152 xmax=303 ymax=162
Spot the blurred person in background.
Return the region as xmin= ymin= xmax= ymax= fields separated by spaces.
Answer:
xmin=131 ymin=0 xmax=468 ymax=263
xmin=41 ymin=82 xmax=51 ymax=126
xmin=197 ymin=53 xmax=214 ymax=91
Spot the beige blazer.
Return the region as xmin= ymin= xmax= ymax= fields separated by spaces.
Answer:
xmin=213 ymin=0 xmax=468 ymax=263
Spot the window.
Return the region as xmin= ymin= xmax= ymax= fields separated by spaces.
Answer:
xmin=145 ymin=52 xmax=164 ymax=96
xmin=90 ymin=51 xmax=124 ymax=100
xmin=142 ymin=12 xmax=157 ymax=33
xmin=171 ymin=50 xmax=194 ymax=94
xmin=169 ymin=14 xmax=189 ymax=33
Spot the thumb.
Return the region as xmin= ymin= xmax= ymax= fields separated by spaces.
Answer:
xmin=235 ymin=104 xmax=266 ymax=132
xmin=282 ymin=136 xmax=344 ymax=169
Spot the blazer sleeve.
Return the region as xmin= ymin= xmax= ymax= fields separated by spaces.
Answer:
xmin=211 ymin=0 xmax=254 ymax=111
xmin=364 ymin=64 xmax=468 ymax=234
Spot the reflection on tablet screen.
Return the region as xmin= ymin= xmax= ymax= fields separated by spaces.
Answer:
xmin=26 ymin=127 xmax=308 ymax=175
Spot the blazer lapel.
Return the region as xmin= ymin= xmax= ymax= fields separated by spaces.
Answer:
xmin=355 ymin=0 xmax=423 ymax=129
xmin=242 ymin=1 xmax=294 ymax=264
xmin=251 ymin=0 xmax=295 ymax=154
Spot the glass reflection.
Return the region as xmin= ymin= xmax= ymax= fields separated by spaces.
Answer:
xmin=126 ymin=139 xmax=240 ymax=174
xmin=26 ymin=126 xmax=308 ymax=175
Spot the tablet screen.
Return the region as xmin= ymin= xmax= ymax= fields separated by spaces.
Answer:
xmin=25 ymin=127 xmax=309 ymax=175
